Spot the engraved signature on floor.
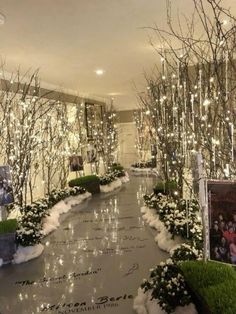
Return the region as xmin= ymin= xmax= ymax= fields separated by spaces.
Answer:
xmin=123 ymin=263 xmax=139 ymax=277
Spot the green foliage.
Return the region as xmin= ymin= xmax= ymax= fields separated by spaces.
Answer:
xmin=162 ymin=198 xmax=202 ymax=244
xmin=200 ymin=280 xmax=236 ymax=314
xmin=100 ymin=169 xmax=126 ymax=185
xmin=111 ymin=163 xmax=124 ymax=172
xmin=143 ymin=192 xmax=164 ymax=209
xmin=68 ymin=175 xmax=100 ymax=188
xmin=0 ymin=219 xmax=17 ymax=234
xmin=131 ymin=161 xmax=153 ymax=168
xmin=180 ymin=261 xmax=236 ymax=314
xmin=141 ymin=259 xmax=191 ymax=313
xmin=171 ymin=244 xmax=203 ymax=263
xmin=180 ymin=260 xmax=236 ymax=290
xmin=144 ymin=192 xmax=202 ymax=246
xmin=153 ymin=180 xmax=177 ymax=195
xmin=99 ymin=173 xmax=116 ymax=185
xmin=16 ymin=186 xmax=86 ymax=247
xmin=112 ymin=169 xmax=126 ymax=178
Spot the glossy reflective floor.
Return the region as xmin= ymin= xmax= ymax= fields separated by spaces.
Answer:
xmin=0 ymin=174 xmax=168 ymax=314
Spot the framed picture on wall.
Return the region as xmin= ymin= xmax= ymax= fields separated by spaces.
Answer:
xmin=0 ymin=165 xmax=14 ymax=206
xmin=208 ymin=180 xmax=236 ymax=265
xmin=87 ymin=144 xmax=97 ymax=163
xmin=85 ymin=102 xmax=104 ymax=139
xmin=69 ymin=156 xmax=84 ymax=172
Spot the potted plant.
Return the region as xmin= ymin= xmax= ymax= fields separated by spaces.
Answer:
xmin=0 ymin=218 xmax=17 ymax=263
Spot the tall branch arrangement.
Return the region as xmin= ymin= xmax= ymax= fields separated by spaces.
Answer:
xmin=0 ymin=67 xmax=88 ymax=206
xmin=84 ymin=103 xmax=118 ymax=172
xmin=133 ymin=109 xmax=152 ymax=162
xmin=102 ymin=105 xmax=118 ymax=171
xmin=137 ymin=0 xmax=236 ymax=196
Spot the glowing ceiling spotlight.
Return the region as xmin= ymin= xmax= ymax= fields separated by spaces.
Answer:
xmin=95 ymin=69 xmax=105 ymax=76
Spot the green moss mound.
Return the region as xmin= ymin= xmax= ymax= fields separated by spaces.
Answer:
xmin=180 ymin=260 xmax=236 ymax=314
xmin=68 ymin=175 xmax=100 ymax=194
xmin=0 ymin=219 xmax=17 ymax=234
xmin=153 ymin=180 xmax=177 ymax=195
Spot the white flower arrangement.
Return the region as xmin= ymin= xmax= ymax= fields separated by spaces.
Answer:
xmin=141 ymin=260 xmax=192 ymax=314
xmin=144 ymin=192 xmax=203 ymax=248
xmin=15 ymin=186 xmax=86 ymax=247
xmin=137 ymin=188 xmax=204 ymax=313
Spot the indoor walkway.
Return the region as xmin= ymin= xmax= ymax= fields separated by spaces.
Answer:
xmin=0 ymin=174 xmax=168 ymax=314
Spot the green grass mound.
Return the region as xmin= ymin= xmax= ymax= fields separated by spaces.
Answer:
xmin=180 ymin=260 xmax=236 ymax=314
xmin=68 ymin=175 xmax=100 ymax=194
xmin=153 ymin=180 xmax=177 ymax=195
xmin=68 ymin=175 xmax=99 ymax=187
xmin=0 ymin=219 xmax=17 ymax=234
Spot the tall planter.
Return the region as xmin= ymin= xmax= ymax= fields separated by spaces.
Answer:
xmin=0 ymin=232 xmax=16 ymax=263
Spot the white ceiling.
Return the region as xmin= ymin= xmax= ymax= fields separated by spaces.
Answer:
xmin=0 ymin=0 xmax=235 ymax=110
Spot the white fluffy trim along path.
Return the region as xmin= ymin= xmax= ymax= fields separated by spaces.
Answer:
xmin=100 ymin=172 xmax=130 ymax=193
xmin=100 ymin=179 xmax=122 ymax=193
xmin=13 ymin=243 xmax=44 ymax=264
xmin=120 ymin=172 xmax=130 ymax=183
xmin=42 ymin=191 xmax=91 ymax=236
xmin=141 ymin=206 xmax=184 ymax=253
xmin=0 ymin=192 xmax=91 ymax=267
xmin=133 ymin=288 xmax=198 ymax=314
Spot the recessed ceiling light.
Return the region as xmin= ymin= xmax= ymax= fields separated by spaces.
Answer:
xmin=108 ymin=92 xmax=124 ymax=96
xmin=95 ymin=69 xmax=104 ymax=76
xmin=0 ymin=13 xmax=6 ymax=25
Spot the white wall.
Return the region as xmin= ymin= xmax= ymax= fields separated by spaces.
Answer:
xmin=117 ymin=122 xmax=138 ymax=168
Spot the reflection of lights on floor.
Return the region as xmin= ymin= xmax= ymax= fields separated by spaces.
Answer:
xmin=69 ymin=282 xmax=74 ymax=293
xmin=0 ymin=175 xmax=168 ymax=314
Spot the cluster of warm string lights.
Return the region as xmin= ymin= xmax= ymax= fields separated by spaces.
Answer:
xmin=85 ymin=103 xmax=118 ymax=172
xmin=133 ymin=110 xmax=151 ymax=162
xmin=0 ymin=70 xmax=117 ymax=205
xmin=135 ymin=0 xmax=236 ymax=197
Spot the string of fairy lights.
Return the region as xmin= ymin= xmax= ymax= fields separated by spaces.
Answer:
xmin=133 ymin=110 xmax=151 ymax=162
xmin=85 ymin=103 xmax=118 ymax=172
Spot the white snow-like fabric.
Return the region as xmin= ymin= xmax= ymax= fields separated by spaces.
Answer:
xmin=146 ymin=290 xmax=166 ymax=314
xmin=155 ymin=228 xmax=183 ymax=253
xmin=13 ymin=244 xmax=44 ymax=264
xmin=141 ymin=207 xmax=165 ymax=233
xmin=42 ymin=192 xmax=91 ymax=236
xmin=142 ymin=207 xmax=158 ymax=225
xmin=6 ymin=192 xmax=91 ymax=265
xmin=100 ymin=178 xmax=122 ymax=193
xmin=133 ymin=288 xmax=149 ymax=314
xmin=175 ymin=304 xmax=198 ymax=314
xmin=141 ymin=206 xmax=184 ymax=253
xmin=134 ymin=288 xmax=198 ymax=314
xmin=120 ymin=172 xmax=130 ymax=183
xmin=0 ymin=258 xmax=3 ymax=267
xmin=141 ymin=206 xmax=148 ymax=214
xmin=64 ymin=192 xmax=91 ymax=207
